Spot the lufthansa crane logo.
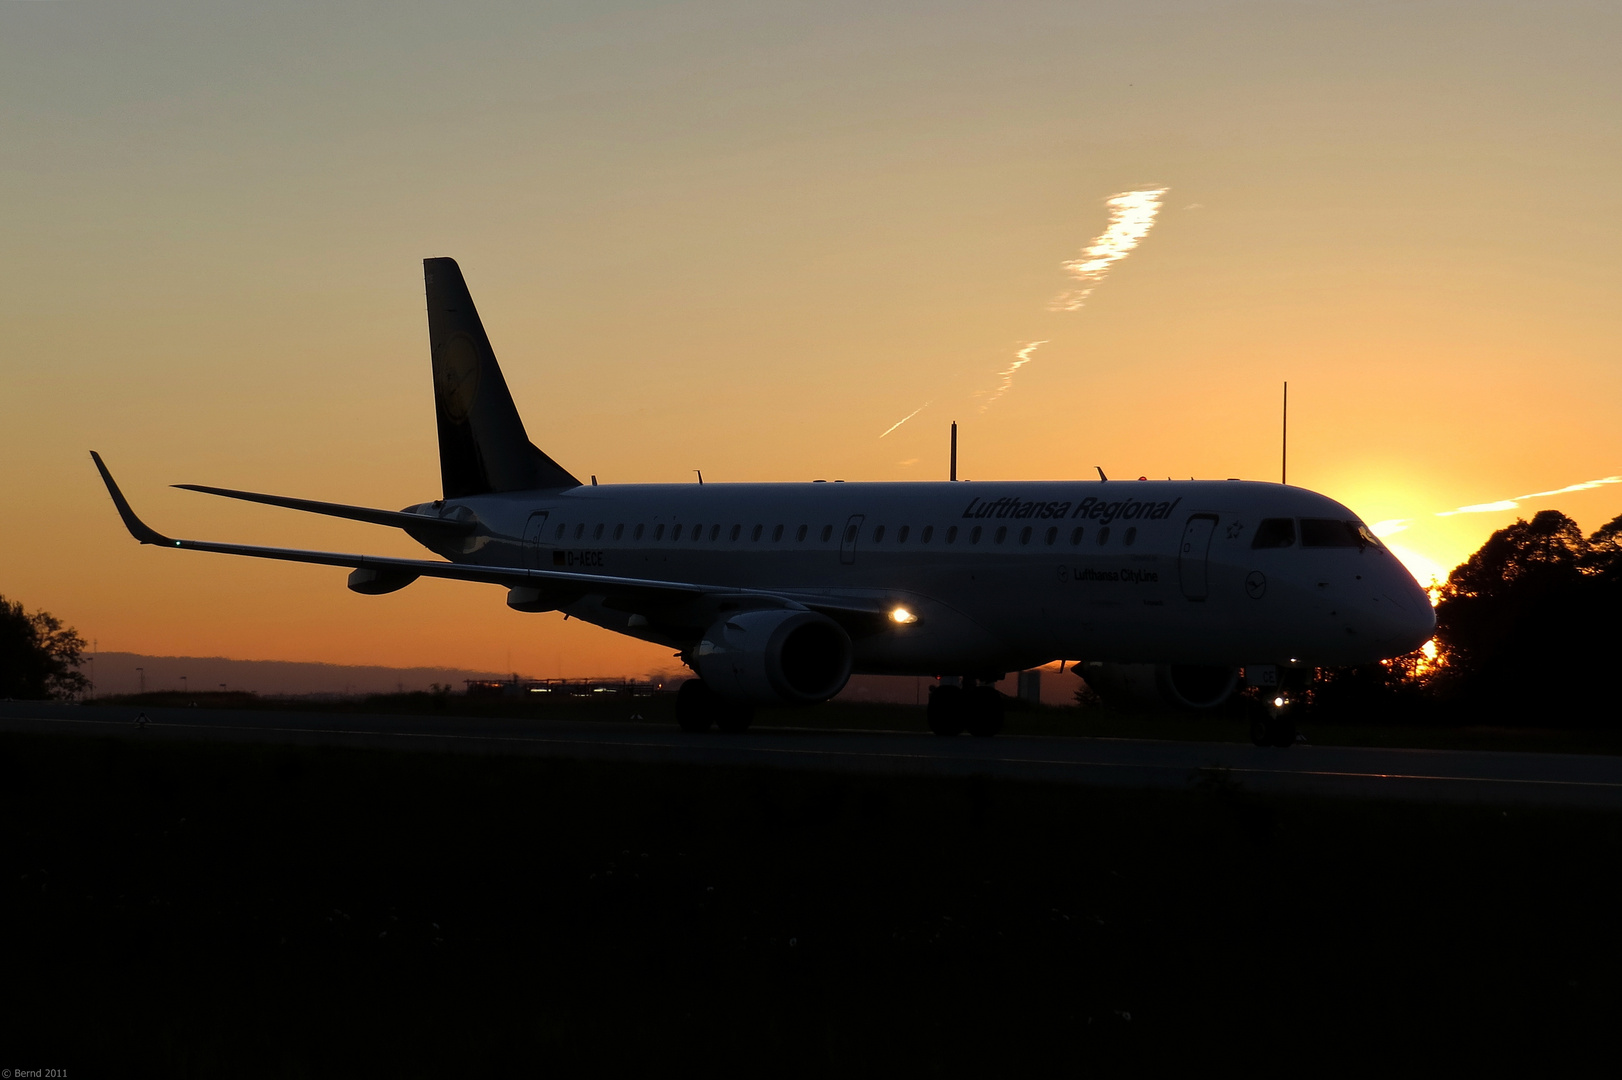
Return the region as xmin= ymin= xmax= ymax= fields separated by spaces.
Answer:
xmin=433 ymin=333 xmax=482 ymax=423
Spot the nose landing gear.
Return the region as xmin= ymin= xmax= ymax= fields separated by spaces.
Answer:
xmin=1247 ymin=698 xmax=1298 ymax=748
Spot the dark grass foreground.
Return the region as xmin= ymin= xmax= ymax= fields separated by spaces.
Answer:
xmin=4 ymin=734 xmax=1622 ymax=1076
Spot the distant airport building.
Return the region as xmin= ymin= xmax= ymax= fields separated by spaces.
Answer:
xmin=464 ymin=677 xmax=670 ymax=699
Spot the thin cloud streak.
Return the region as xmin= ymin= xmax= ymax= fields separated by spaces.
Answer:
xmin=1050 ymin=187 xmax=1168 ymax=312
xmin=980 ymin=341 xmax=1046 ymax=412
xmin=1435 ymin=475 xmax=1622 ymax=516
xmin=879 ymin=401 xmax=932 ymax=439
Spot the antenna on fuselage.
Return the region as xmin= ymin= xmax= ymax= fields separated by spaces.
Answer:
xmin=949 ymin=421 xmax=958 ymax=481
xmin=1281 ymin=381 xmax=1288 ymax=485
xmin=694 ymin=470 xmax=703 ymax=485
xmin=1096 ymin=466 xmax=1108 ymax=482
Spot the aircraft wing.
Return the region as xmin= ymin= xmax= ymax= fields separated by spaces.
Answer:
xmin=92 ymin=452 xmax=889 ymax=626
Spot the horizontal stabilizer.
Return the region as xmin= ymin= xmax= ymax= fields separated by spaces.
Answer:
xmin=173 ymin=483 xmax=476 ymax=536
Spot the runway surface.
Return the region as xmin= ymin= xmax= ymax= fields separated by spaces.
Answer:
xmin=6 ymin=701 xmax=1622 ymax=808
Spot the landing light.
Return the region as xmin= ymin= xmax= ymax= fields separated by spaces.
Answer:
xmin=890 ymin=606 xmax=918 ymax=625
xmin=1273 ymin=696 xmax=1286 ymax=708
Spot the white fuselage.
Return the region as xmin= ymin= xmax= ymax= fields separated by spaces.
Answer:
xmin=416 ymin=478 xmax=1437 ymax=678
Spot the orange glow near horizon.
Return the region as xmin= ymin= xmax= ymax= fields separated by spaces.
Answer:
xmin=3 ymin=4 xmax=1619 ymax=678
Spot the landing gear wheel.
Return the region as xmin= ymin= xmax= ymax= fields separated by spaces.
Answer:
xmin=1246 ymin=699 xmax=1272 ymax=747
xmin=715 ymin=702 xmax=755 ymax=734
xmin=1268 ymin=714 xmax=1298 ymax=749
xmin=675 ymin=679 xmax=715 ymax=733
xmin=964 ymin=685 xmax=1005 ymax=738
xmin=1247 ymin=700 xmax=1297 ymax=749
xmin=927 ymin=684 xmax=966 ymax=736
xmin=1249 ymin=715 xmax=1271 ymax=747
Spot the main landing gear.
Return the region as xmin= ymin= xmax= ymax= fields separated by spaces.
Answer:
xmin=675 ymin=679 xmax=754 ymax=734
xmin=927 ymin=680 xmax=1005 ymax=738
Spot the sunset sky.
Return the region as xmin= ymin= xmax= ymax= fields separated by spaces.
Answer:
xmin=3 ymin=2 xmax=1619 ymax=681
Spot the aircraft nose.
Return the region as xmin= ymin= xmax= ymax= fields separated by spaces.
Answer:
xmin=1374 ymin=566 xmax=1437 ymax=655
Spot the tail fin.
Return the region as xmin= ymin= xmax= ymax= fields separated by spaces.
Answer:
xmin=424 ymin=258 xmax=580 ymax=497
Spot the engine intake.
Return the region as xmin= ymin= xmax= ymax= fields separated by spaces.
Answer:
xmin=693 ymin=610 xmax=852 ymax=705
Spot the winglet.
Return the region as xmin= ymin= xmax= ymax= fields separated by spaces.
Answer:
xmin=90 ymin=452 xmax=175 ymax=546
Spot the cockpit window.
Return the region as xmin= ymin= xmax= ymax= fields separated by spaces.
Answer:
xmin=1301 ymin=518 xmax=1365 ymax=548
xmin=1252 ymin=518 xmax=1296 ymax=548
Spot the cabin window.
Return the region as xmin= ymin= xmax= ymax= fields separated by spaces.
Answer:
xmin=945 ymin=526 xmax=957 ymax=544
xmin=1045 ymin=526 xmax=1058 ymax=545
xmin=672 ymin=524 xmax=683 ymax=541
xmin=898 ymin=525 xmax=910 ymax=543
xmin=593 ymin=523 xmax=604 ymax=541
xmin=753 ymin=525 xmax=764 ymax=541
xmin=796 ymin=524 xmax=808 ymax=541
xmin=1301 ymin=518 xmax=1366 ymax=549
xmin=970 ymin=526 xmax=982 ymax=544
xmin=821 ymin=524 xmax=833 ymax=542
xmin=634 ymin=524 xmax=645 ymax=540
xmin=574 ymin=523 xmax=584 ymax=540
xmin=1070 ymin=527 xmax=1084 ymax=545
xmin=1019 ymin=526 xmax=1032 ymax=545
xmin=730 ymin=524 xmax=741 ymax=541
xmin=873 ymin=525 xmax=886 ymax=543
xmin=710 ymin=524 xmax=720 ymax=541
xmin=690 ymin=523 xmax=701 ymax=539
xmin=773 ymin=524 xmax=784 ymax=542
xmin=994 ymin=526 xmax=1007 ymax=544
xmin=844 ymin=524 xmax=858 ymax=543
xmin=555 ymin=524 xmax=566 ymax=540
xmin=1097 ymin=527 xmax=1111 ymax=545
xmin=653 ymin=524 xmax=665 ymax=540
xmin=1252 ymin=518 xmax=1297 ymax=548
xmin=613 ymin=524 xmax=624 ymax=540
xmin=1123 ymin=527 xmax=1137 ymax=546
xmin=922 ymin=525 xmax=934 ymax=543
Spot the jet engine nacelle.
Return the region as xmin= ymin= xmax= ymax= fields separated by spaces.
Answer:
xmin=692 ymin=610 xmax=853 ymax=705
xmin=1079 ymin=662 xmax=1240 ymax=711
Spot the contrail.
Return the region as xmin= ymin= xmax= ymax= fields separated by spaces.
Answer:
xmin=1435 ymin=475 xmax=1622 ymax=516
xmin=980 ymin=341 xmax=1046 ymax=412
xmin=879 ymin=400 xmax=933 ymax=439
xmin=1050 ymin=187 xmax=1169 ymax=312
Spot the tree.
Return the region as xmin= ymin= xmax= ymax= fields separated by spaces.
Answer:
xmin=1585 ymin=512 xmax=1622 ymax=576
xmin=1431 ymin=510 xmax=1621 ymax=723
xmin=0 ymin=595 xmax=90 ymax=700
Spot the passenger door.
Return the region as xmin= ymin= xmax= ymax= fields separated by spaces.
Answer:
xmin=1178 ymin=514 xmax=1218 ymax=600
xmin=523 ymin=511 xmax=551 ymax=570
xmin=839 ymin=514 xmax=865 ymax=566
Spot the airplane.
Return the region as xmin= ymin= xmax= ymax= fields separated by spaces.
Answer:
xmin=92 ymin=257 xmax=1436 ymax=747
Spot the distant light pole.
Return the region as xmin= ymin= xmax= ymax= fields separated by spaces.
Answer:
xmin=136 ymin=666 xmax=145 ymax=694
xmin=181 ymin=675 xmax=188 ymax=696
